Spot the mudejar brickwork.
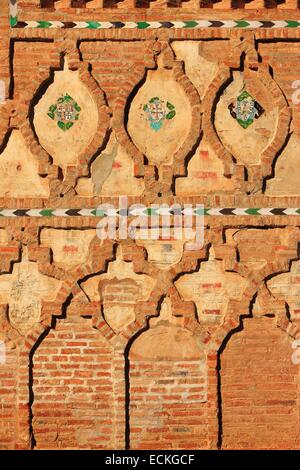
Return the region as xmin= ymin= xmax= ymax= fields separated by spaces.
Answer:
xmin=0 ymin=0 xmax=300 ymax=450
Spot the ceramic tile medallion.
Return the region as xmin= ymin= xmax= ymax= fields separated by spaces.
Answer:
xmin=33 ymin=65 xmax=99 ymax=172
xmin=215 ymin=71 xmax=277 ymax=166
xmin=47 ymin=93 xmax=81 ymax=132
xmin=228 ymin=90 xmax=264 ymax=129
xmin=143 ymin=97 xmax=176 ymax=131
xmin=127 ymin=61 xmax=192 ymax=167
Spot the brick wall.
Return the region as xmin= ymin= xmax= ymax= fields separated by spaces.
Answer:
xmin=0 ymin=0 xmax=300 ymax=451
xmin=128 ymin=319 xmax=208 ymax=449
xmin=32 ymin=316 xmax=116 ymax=449
xmin=0 ymin=348 xmax=18 ymax=450
xmin=221 ymin=317 xmax=300 ymax=449
xmin=129 ymin=360 xmax=209 ymax=450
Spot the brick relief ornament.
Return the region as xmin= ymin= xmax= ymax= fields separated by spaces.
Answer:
xmin=266 ymin=133 xmax=300 ymax=196
xmin=172 ymin=41 xmax=221 ymax=101
xmin=33 ymin=59 xmax=100 ymax=174
xmin=40 ymin=229 xmax=95 ymax=268
xmin=127 ymin=54 xmax=192 ymax=168
xmin=175 ymin=137 xmax=236 ymax=196
xmin=267 ymin=260 xmax=300 ymax=321
xmin=0 ymin=248 xmax=61 ymax=335
xmin=214 ymin=70 xmax=279 ymax=167
xmin=77 ymin=246 xmax=155 ymax=332
xmin=129 ymin=297 xmax=208 ymax=450
xmin=175 ymin=248 xmax=249 ymax=322
xmin=225 ymin=227 xmax=299 ymax=274
xmin=135 ymin=238 xmax=184 ymax=270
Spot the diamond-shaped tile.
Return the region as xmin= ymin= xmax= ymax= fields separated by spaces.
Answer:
xmin=48 ymin=93 xmax=81 ymax=131
xmin=228 ymin=90 xmax=264 ymax=129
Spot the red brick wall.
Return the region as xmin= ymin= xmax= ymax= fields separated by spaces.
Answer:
xmin=80 ymin=41 xmax=148 ymax=107
xmin=220 ymin=317 xmax=300 ymax=450
xmin=0 ymin=348 xmax=18 ymax=450
xmin=13 ymin=42 xmax=61 ymax=101
xmin=129 ymin=359 xmax=209 ymax=449
xmin=128 ymin=320 xmax=210 ymax=450
xmin=1 ymin=0 xmax=300 ymax=452
xmin=32 ymin=316 xmax=116 ymax=449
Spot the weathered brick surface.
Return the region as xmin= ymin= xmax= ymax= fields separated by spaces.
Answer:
xmin=129 ymin=360 xmax=209 ymax=450
xmin=221 ymin=317 xmax=300 ymax=450
xmin=1 ymin=0 xmax=300 ymax=451
xmin=0 ymin=349 xmax=18 ymax=450
xmin=32 ymin=316 xmax=116 ymax=449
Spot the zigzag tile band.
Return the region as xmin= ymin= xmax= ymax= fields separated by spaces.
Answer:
xmin=0 ymin=208 xmax=300 ymax=217
xmin=9 ymin=19 xmax=300 ymax=29
xmin=8 ymin=2 xmax=300 ymax=30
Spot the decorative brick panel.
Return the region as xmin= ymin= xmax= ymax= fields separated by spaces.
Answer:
xmin=0 ymin=0 xmax=300 ymax=451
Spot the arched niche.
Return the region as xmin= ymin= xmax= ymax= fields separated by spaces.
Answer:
xmin=127 ymin=299 xmax=208 ymax=450
xmin=32 ymin=314 xmax=118 ymax=449
xmin=220 ymin=316 xmax=300 ymax=450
